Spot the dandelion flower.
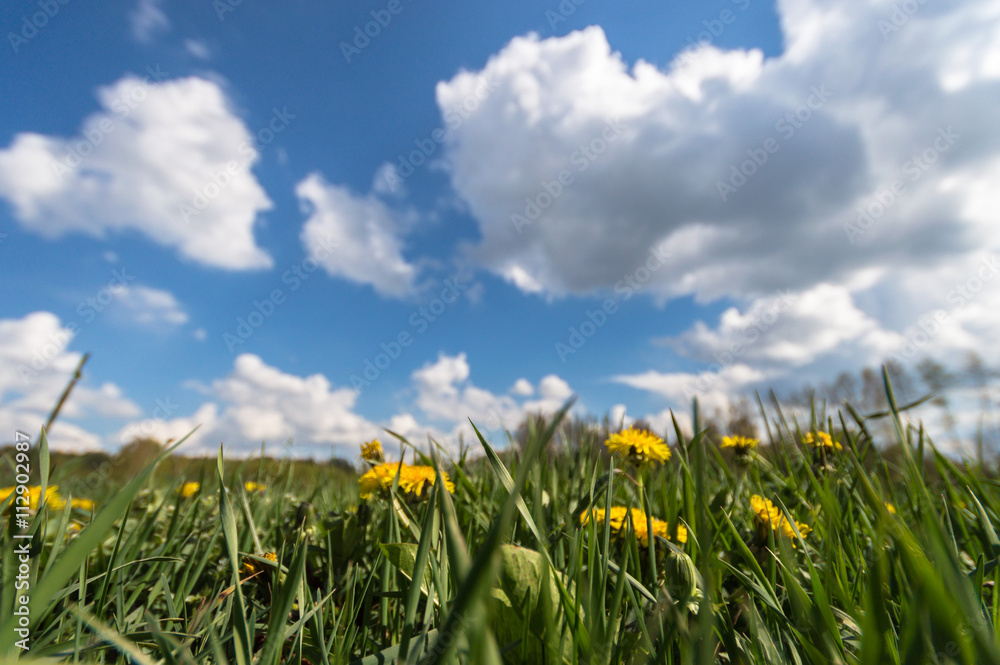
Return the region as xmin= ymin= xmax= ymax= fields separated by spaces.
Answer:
xmin=750 ymin=494 xmax=810 ymax=542
xmin=0 ymin=486 xmax=93 ymax=512
xmin=68 ymin=497 xmax=95 ymax=511
xmin=241 ymin=551 xmax=278 ymax=576
xmin=359 ymin=461 xmax=454 ymax=500
xmin=399 ymin=465 xmax=455 ymax=498
xmin=884 ymin=502 xmax=897 ymax=514
xmin=358 ymin=462 xmax=401 ymax=500
xmin=581 ymin=506 xmax=686 ymax=545
xmin=604 ymin=427 xmax=671 ymax=466
xmin=244 ymin=481 xmax=266 ymax=493
xmin=178 ymin=482 xmax=201 ymax=498
xmin=802 ymin=431 xmax=841 ymax=451
xmin=721 ymin=435 xmax=758 ymax=454
xmin=360 ymin=439 xmax=384 ymax=464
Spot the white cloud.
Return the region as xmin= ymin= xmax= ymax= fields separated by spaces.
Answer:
xmin=436 ymin=6 xmax=1000 ymax=310
xmin=510 ymin=378 xmax=534 ymax=396
xmin=117 ymin=351 xmax=576 ymax=458
xmin=296 ymin=173 xmax=418 ymax=298
xmin=120 ymin=353 xmax=382 ymax=457
xmin=114 ymin=285 xmax=189 ymax=327
xmin=0 ymin=75 xmax=273 ymax=270
xmin=663 ymin=284 xmax=901 ymax=369
xmin=435 ymin=1 xmax=1000 ymax=439
xmin=409 ymin=353 xmax=577 ymax=448
xmin=130 ymin=0 xmax=170 ymax=44
xmin=0 ymin=313 xmax=139 ymax=451
xmin=184 ymin=39 xmax=211 ymax=60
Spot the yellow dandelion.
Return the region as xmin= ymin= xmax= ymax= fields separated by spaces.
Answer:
xmin=360 ymin=439 xmax=385 ymax=463
xmin=358 ymin=462 xmax=401 ymax=500
xmin=604 ymin=427 xmax=671 ymax=465
xmin=721 ymin=435 xmax=758 ymax=453
xmin=802 ymin=431 xmax=841 ymax=451
xmin=0 ymin=485 xmax=91 ymax=512
xmin=244 ymin=481 xmax=266 ymax=493
xmin=750 ymin=494 xmax=809 ymax=543
xmin=581 ymin=506 xmax=686 ymax=545
xmin=241 ymin=551 xmax=278 ymax=576
xmin=398 ymin=465 xmax=455 ymax=498
xmin=884 ymin=502 xmax=897 ymax=514
xmin=178 ymin=482 xmax=201 ymax=498
xmin=69 ymin=497 xmax=95 ymax=511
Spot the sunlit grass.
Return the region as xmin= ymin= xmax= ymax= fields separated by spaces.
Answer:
xmin=2 ymin=367 xmax=1000 ymax=664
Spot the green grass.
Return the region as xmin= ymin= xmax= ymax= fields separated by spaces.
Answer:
xmin=3 ymin=368 xmax=1000 ymax=664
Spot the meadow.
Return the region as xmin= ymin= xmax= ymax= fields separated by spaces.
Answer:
xmin=3 ymin=367 xmax=1000 ymax=665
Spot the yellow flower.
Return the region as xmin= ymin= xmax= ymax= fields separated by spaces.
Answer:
xmin=398 ymin=465 xmax=454 ymax=497
xmin=750 ymin=495 xmax=810 ymax=542
xmin=0 ymin=486 xmax=94 ymax=512
xmin=802 ymin=431 xmax=841 ymax=451
xmin=581 ymin=506 xmax=687 ymax=545
xmin=884 ymin=502 xmax=897 ymax=514
xmin=360 ymin=439 xmax=384 ymax=463
xmin=244 ymin=481 xmax=265 ymax=493
xmin=358 ymin=462 xmax=402 ymax=499
xmin=178 ymin=482 xmax=201 ymax=498
xmin=69 ymin=497 xmax=95 ymax=511
xmin=604 ymin=427 xmax=671 ymax=465
xmin=241 ymin=551 xmax=278 ymax=576
xmin=359 ymin=462 xmax=454 ymax=499
xmin=721 ymin=435 xmax=758 ymax=453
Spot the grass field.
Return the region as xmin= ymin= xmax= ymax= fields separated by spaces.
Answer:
xmin=3 ymin=368 xmax=1000 ymax=664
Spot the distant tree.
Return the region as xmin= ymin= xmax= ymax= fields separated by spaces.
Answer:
xmin=885 ymin=359 xmax=917 ymax=405
xmin=860 ymin=367 xmax=888 ymax=414
xmin=963 ymin=351 xmax=999 ymax=459
xmin=827 ymin=371 xmax=859 ymax=406
xmin=115 ymin=437 xmax=163 ymax=479
xmin=725 ymin=397 xmax=759 ymax=440
xmin=917 ymin=358 xmax=958 ymax=441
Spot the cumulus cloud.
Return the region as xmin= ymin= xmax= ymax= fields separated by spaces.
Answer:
xmin=114 ymin=285 xmax=189 ymax=327
xmin=435 ymin=3 xmax=1000 ymax=308
xmin=0 ymin=313 xmax=139 ymax=451
xmin=117 ymin=351 xmax=577 ymax=457
xmin=409 ymin=353 xmax=577 ymax=447
xmin=0 ymin=75 xmax=273 ymax=270
xmin=296 ymin=173 xmax=418 ymax=298
xmin=433 ymin=0 xmax=1000 ymax=437
xmin=119 ymin=353 xmax=382 ymax=457
xmin=129 ymin=0 xmax=170 ymax=44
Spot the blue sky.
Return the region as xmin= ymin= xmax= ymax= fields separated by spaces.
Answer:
xmin=2 ymin=0 xmax=999 ymax=458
